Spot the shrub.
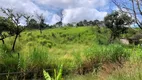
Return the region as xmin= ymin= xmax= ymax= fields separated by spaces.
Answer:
xmin=26 ymin=32 xmax=32 ymax=36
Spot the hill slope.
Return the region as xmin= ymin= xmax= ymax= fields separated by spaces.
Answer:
xmin=0 ymin=26 xmax=142 ymax=80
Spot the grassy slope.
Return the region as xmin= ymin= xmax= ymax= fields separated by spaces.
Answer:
xmin=0 ymin=26 xmax=142 ymax=79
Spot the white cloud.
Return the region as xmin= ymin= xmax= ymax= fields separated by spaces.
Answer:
xmin=35 ymin=0 xmax=108 ymax=9
xmin=63 ymin=7 xmax=107 ymax=24
xmin=50 ymin=14 xmax=61 ymax=25
xmin=0 ymin=0 xmax=37 ymax=14
xmin=0 ymin=0 xmax=52 ymax=25
xmin=0 ymin=0 xmax=109 ymax=24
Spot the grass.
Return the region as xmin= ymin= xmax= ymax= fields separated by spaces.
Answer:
xmin=65 ymin=73 xmax=98 ymax=80
xmin=108 ymin=61 xmax=142 ymax=80
xmin=84 ymin=43 xmax=130 ymax=62
xmin=0 ymin=26 xmax=142 ymax=79
xmin=107 ymin=45 xmax=142 ymax=80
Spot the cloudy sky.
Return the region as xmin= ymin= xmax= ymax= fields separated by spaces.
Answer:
xmin=0 ymin=0 xmax=116 ymax=25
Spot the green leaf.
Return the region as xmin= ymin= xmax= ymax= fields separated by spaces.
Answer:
xmin=43 ymin=69 xmax=51 ymax=80
xmin=54 ymin=69 xmax=57 ymax=80
xmin=57 ymin=64 xmax=63 ymax=80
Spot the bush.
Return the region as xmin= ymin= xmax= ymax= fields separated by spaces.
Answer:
xmin=26 ymin=32 xmax=32 ymax=37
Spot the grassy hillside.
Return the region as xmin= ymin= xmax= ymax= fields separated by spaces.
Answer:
xmin=0 ymin=26 xmax=142 ymax=80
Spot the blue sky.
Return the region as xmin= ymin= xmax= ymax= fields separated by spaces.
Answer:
xmin=0 ymin=0 xmax=116 ymax=25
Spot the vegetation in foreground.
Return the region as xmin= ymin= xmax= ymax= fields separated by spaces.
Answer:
xmin=0 ymin=26 xmax=142 ymax=80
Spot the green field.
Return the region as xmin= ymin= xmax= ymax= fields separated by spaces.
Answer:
xmin=0 ymin=26 xmax=142 ymax=80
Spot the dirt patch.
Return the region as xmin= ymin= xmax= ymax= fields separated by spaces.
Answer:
xmin=97 ymin=61 xmax=123 ymax=80
xmin=77 ymin=58 xmax=101 ymax=75
xmin=76 ymin=58 xmax=125 ymax=80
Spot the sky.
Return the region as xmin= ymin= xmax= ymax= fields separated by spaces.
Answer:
xmin=0 ymin=0 xmax=116 ymax=25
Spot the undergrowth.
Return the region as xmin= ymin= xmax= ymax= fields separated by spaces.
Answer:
xmin=0 ymin=26 xmax=141 ymax=79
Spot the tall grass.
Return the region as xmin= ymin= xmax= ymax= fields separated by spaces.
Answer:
xmin=19 ymin=46 xmax=49 ymax=71
xmin=107 ymin=45 xmax=142 ymax=80
xmin=108 ymin=61 xmax=142 ymax=80
xmin=0 ymin=26 xmax=141 ymax=79
xmin=84 ymin=43 xmax=130 ymax=62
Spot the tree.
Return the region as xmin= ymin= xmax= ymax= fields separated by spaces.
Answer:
xmin=104 ymin=11 xmax=133 ymax=43
xmin=77 ymin=21 xmax=84 ymax=26
xmin=67 ymin=23 xmax=73 ymax=27
xmin=28 ymin=18 xmax=38 ymax=29
xmin=36 ymin=13 xmax=45 ymax=34
xmin=24 ymin=15 xmax=31 ymax=27
xmin=112 ymin=0 xmax=142 ymax=29
xmin=83 ymin=20 xmax=88 ymax=26
xmin=93 ymin=20 xmax=100 ymax=26
xmin=0 ymin=17 xmax=9 ymax=44
xmin=88 ymin=21 xmax=93 ymax=26
xmin=56 ymin=9 xmax=64 ymax=27
xmin=0 ymin=17 xmax=7 ymax=44
xmin=55 ymin=21 xmax=62 ymax=27
xmin=1 ymin=8 xmax=27 ymax=51
xmin=0 ymin=16 xmax=16 ymax=44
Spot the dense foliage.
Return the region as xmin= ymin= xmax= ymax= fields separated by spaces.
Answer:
xmin=104 ymin=11 xmax=133 ymax=43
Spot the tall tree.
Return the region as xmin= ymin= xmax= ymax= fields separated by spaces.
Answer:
xmin=24 ymin=15 xmax=31 ymax=27
xmin=56 ymin=9 xmax=65 ymax=27
xmin=112 ymin=0 xmax=142 ymax=29
xmin=0 ymin=17 xmax=11 ymax=44
xmin=36 ymin=13 xmax=45 ymax=34
xmin=1 ymin=8 xmax=26 ymax=51
xmin=104 ymin=11 xmax=133 ymax=43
